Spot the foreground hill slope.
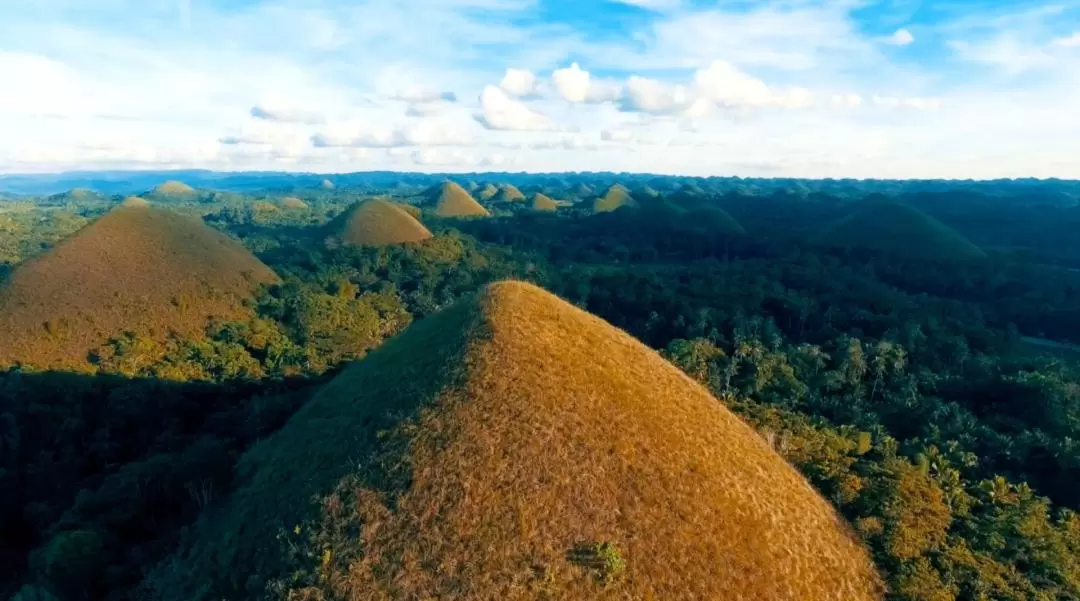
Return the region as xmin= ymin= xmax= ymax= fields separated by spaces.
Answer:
xmin=327 ymin=198 xmax=432 ymax=247
xmin=820 ymin=200 xmax=986 ymax=260
xmin=0 ymin=205 xmax=279 ymax=371
xmin=149 ymin=281 xmax=882 ymax=601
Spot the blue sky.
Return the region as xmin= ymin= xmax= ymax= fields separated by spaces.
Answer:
xmin=1 ymin=0 xmax=1078 ymax=178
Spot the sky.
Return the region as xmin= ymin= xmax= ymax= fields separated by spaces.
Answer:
xmin=1 ymin=0 xmax=1078 ymax=179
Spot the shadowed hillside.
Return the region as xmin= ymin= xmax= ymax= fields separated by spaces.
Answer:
xmin=326 ymin=198 xmax=432 ymax=247
xmin=492 ymin=184 xmax=526 ymax=203
xmin=430 ymin=182 xmax=490 ymax=218
xmin=819 ymin=200 xmax=987 ymax=260
xmin=0 ymin=205 xmax=280 ymax=371
xmin=149 ymin=280 xmax=882 ymax=601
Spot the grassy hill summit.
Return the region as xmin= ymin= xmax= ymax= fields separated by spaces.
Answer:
xmin=477 ymin=183 xmax=500 ymax=201
xmin=429 ymin=181 xmax=490 ymax=218
xmin=0 ymin=204 xmax=279 ymax=371
xmin=570 ymin=182 xmax=595 ymax=199
xmin=280 ymin=196 xmax=309 ymax=210
xmin=492 ymin=184 xmax=526 ymax=203
xmin=531 ymin=192 xmax=559 ymax=212
xmin=150 ymin=180 xmax=197 ymax=197
xmin=327 ymin=198 xmax=432 ymax=247
xmin=149 ymin=280 xmax=882 ymax=601
xmin=680 ymin=205 xmax=746 ymax=236
xmin=593 ymin=183 xmax=636 ymax=213
xmin=50 ymin=187 xmax=105 ymax=203
xmin=819 ymin=199 xmax=987 ymax=260
xmin=120 ymin=196 xmax=150 ymax=208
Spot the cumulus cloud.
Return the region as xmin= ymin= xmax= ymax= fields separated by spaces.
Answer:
xmin=250 ymin=105 xmax=325 ymax=125
xmin=618 ymin=76 xmax=698 ymax=115
xmin=405 ymin=103 xmax=443 ymax=117
xmin=411 ymin=148 xmax=477 ymax=166
xmin=552 ymin=63 xmax=592 ymax=103
xmin=601 ymin=129 xmax=636 ymax=143
xmin=529 ymin=135 xmax=599 ymax=150
xmin=311 ymin=118 xmax=471 ymax=148
xmin=219 ymin=134 xmax=270 ymax=145
xmin=474 ymin=85 xmax=555 ymax=131
xmin=830 ymin=93 xmax=863 ymax=108
xmin=694 ymin=60 xmax=812 ymax=109
xmin=884 ymin=28 xmax=915 ymax=46
xmin=388 ymin=86 xmax=458 ymax=104
xmin=499 ymin=68 xmax=540 ymax=97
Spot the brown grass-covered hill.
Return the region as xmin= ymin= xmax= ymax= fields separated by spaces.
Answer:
xmin=149 ymin=180 xmax=197 ymax=198
xmin=121 ymin=196 xmax=150 ymax=208
xmin=0 ymin=205 xmax=279 ymax=371
xmin=531 ymin=192 xmax=558 ymax=212
xmin=818 ymin=200 xmax=987 ymax=260
xmin=148 ymin=280 xmax=882 ymax=601
xmin=492 ymin=184 xmax=526 ymax=203
xmin=50 ymin=187 xmax=105 ymax=203
xmin=429 ymin=182 xmax=490 ymax=218
xmin=593 ymin=183 xmax=636 ymax=213
xmin=477 ymin=183 xmax=499 ymax=201
xmin=326 ymin=198 xmax=432 ymax=247
xmin=280 ymin=196 xmax=309 ymax=210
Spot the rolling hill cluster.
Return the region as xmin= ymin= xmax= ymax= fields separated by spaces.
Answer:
xmin=2 ymin=173 xmax=1080 ymax=601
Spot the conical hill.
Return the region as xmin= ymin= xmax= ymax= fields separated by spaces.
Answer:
xmin=328 ymin=198 xmax=432 ymax=247
xmin=531 ymin=192 xmax=558 ymax=212
xmin=478 ymin=183 xmax=499 ymax=201
xmin=593 ymin=183 xmax=635 ymax=213
xmin=149 ymin=280 xmax=882 ymax=601
xmin=680 ymin=205 xmax=746 ymax=236
xmin=149 ymin=180 xmax=197 ymax=198
xmin=0 ymin=205 xmax=280 ymax=371
xmin=280 ymin=196 xmax=309 ymax=210
xmin=492 ymin=184 xmax=526 ymax=203
xmin=431 ymin=182 xmax=490 ymax=218
xmin=819 ymin=200 xmax=986 ymax=260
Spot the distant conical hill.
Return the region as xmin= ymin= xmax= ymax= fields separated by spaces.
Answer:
xmin=149 ymin=180 xmax=197 ymax=197
xmin=531 ymin=192 xmax=558 ymax=212
xmin=570 ymin=182 xmax=595 ymax=198
xmin=819 ymin=200 xmax=986 ymax=260
xmin=280 ymin=196 xmax=309 ymax=210
xmin=327 ymin=198 xmax=432 ymax=247
xmin=477 ymin=183 xmax=499 ymax=201
xmin=121 ymin=196 xmax=150 ymax=208
xmin=492 ymin=184 xmax=526 ymax=203
xmin=593 ymin=183 xmax=635 ymax=213
xmin=50 ymin=187 xmax=105 ymax=203
xmin=149 ymin=280 xmax=882 ymax=601
xmin=0 ymin=205 xmax=279 ymax=371
xmin=680 ymin=206 xmax=745 ymax=236
xmin=429 ymin=182 xmax=490 ymax=218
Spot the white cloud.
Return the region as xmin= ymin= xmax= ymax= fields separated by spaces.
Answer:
xmin=250 ymin=105 xmax=325 ymax=125
xmin=830 ymin=93 xmax=863 ymax=108
xmin=388 ymin=86 xmax=458 ymax=104
xmin=871 ymin=95 xmax=941 ymax=110
xmin=552 ymin=63 xmax=591 ymax=103
xmin=405 ymin=103 xmax=443 ymax=117
xmin=499 ymin=68 xmax=540 ymax=97
xmin=411 ymin=148 xmax=477 ymax=167
xmin=311 ymin=118 xmax=472 ymax=148
xmin=1053 ymin=32 xmax=1080 ymax=47
xmin=619 ymin=76 xmax=698 ymax=115
xmin=884 ymin=28 xmax=915 ymax=46
xmin=529 ymin=135 xmax=599 ymax=150
xmin=601 ymin=129 xmax=636 ymax=143
xmin=474 ymin=85 xmax=555 ymax=131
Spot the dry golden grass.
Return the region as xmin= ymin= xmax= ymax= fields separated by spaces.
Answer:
xmin=493 ymin=184 xmax=526 ymax=203
xmin=391 ymin=201 xmax=422 ymax=219
xmin=280 ymin=196 xmax=309 ymax=210
xmin=328 ymin=198 xmax=433 ymax=247
xmin=153 ymin=280 xmax=882 ymax=601
xmin=152 ymin=180 xmax=196 ymax=196
xmin=121 ymin=196 xmax=150 ymax=208
xmin=0 ymin=205 xmax=279 ymax=372
xmin=593 ymin=183 xmax=635 ymax=213
xmin=478 ymin=183 xmax=500 ymax=201
xmin=434 ymin=182 xmax=490 ymax=218
xmin=531 ymin=192 xmax=558 ymax=212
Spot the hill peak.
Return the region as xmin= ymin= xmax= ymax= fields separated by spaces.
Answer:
xmin=432 ymin=181 xmax=490 ymax=218
xmin=0 ymin=205 xmax=279 ymax=371
xmin=593 ymin=183 xmax=635 ymax=213
xmin=151 ymin=279 xmax=882 ymax=601
xmin=152 ymin=180 xmax=196 ymax=195
xmin=820 ymin=200 xmax=986 ymax=260
xmin=328 ymin=198 xmax=432 ymax=247
xmin=531 ymin=192 xmax=558 ymax=212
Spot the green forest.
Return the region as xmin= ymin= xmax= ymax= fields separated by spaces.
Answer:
xmin=3 ymin=174 xmax=1080 ymax=600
